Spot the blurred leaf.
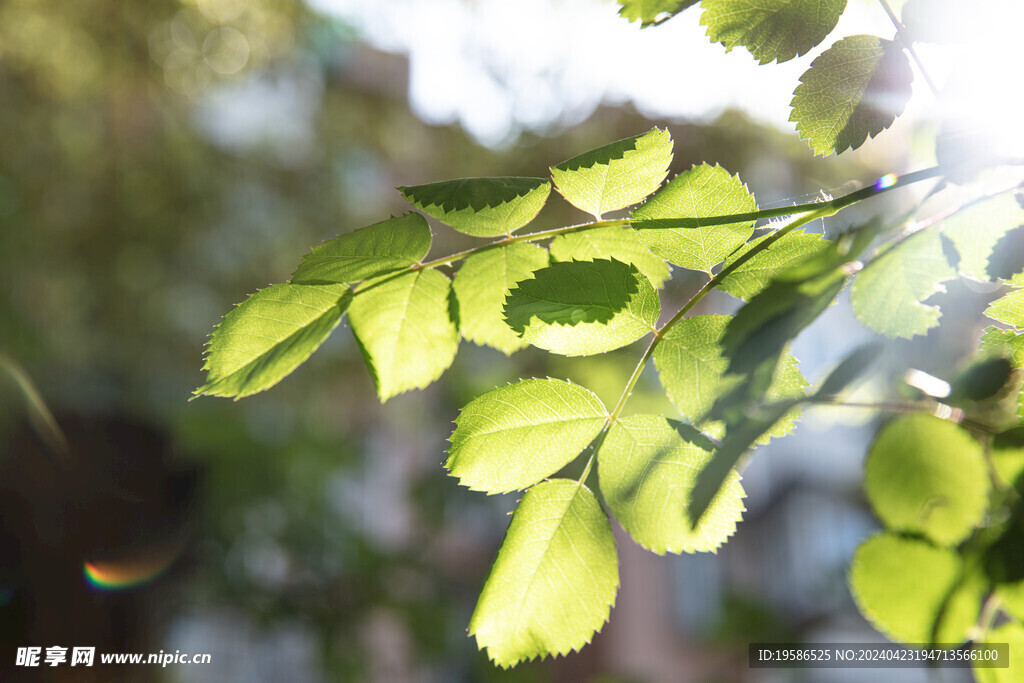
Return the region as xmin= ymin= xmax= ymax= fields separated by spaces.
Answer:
xmin=618 ymin=0 xmax=698 ymax=27
xmin=948 ymin=357 xmax=1015 ymax=403
xmin=453 ymin=243 xmax=549 ymax=354
xmin=791 ymin=36 xmax=913 ymax=155
xmin=719 ymin=229 xmax=834 ymax=301
xmin=349 ymin=270 xmax=458 ymax=402
xmin=701 ymin=0 xmax=847 ymax=64
xmin=851 ymin=230 xmax=957 ymax=339
xmin=399 ymin=177 xmax=551 ymax=237
xmin=504 ymin=259 xmax=659 ymax=356
xmin=550 ymin=128 xmax=673 ymax=219
xmin=985 ymin=289 xmax=1024 ymax=328
xmin=991 ymin=427 xmax=1024 ymax=490
xmin=196 ymin=283 xmax=352 ymax=399
xmin=599 ymin=415 xmax=745 ymax=554
xmin=941 ymin=193 xmax=1024 ymax=282
xmin=549 ymin=226 xmax=670 ymax=288
xmin=849 ymin=533 xmax=962 ymax=644
xmin=446 ymin=378 xmax=607 ymax=494
xmin=865 ymin=414 xmax=988 ymax=546
xmin=291 ymin=213 xmax=431 ymax=285
xmin=632 ymin=163 xmax=757 ymax=273
xmin=932 ymin=563 xmax=986 ymax=644
xmin=470 ymin=479 xmax=618 ymax=668
xmin=816 ymin=342 xmax=884 ymax=396
xmin=974 ymin=622 xmax=1024 ymax=683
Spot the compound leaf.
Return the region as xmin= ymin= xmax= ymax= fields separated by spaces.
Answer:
xmin=791 ymin=35 xmax=913 ymax=155
xmin=850 ymin=533 xmax=963 ymax=644
xmin=196 ymin=283 xmax=352 ymax=399
xmin=985 ymin=289 xmax=1024 ymax=329
xmin=701 ymin=0 xmax=847 ymax=65
xmin=453 ymin=243 xmax=550 ymax=355
xmin=865 ymin=414 xmax=988 ymax=546
xmin=631 ymin=163 xmax=757 ymax=274
xmin=348 ymin=270 xmax=458 ymax=402
xmin=550 ymin=128 xmax=673 ymax=219
xmin=599 ymin=415 xmax=745 ymax=554
xmin=719 ymin=229 xmax=834 ymax=301
xmin=618 ymin=0 xmax=698 ymax=27
xmin=470 ymin=479 xmax=618 ymax=668
xmin=549 ymin=226 xmax=670 ymax=288
xmin=941 ymin=192 xmax=1024 ymax=282
xmin=446 ymin=378 xmax=607 ymax=494
xmin=291 ymin=213 xmax=431 ymax=285
xmin=504 ymin=259 xmax=659 ymax=357
xmin=399 ymin=177 xmax=551 ymax=237
xmin=851 ymin=230 xmax=957 ymax=339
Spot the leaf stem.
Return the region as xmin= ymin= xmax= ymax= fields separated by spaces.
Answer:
xmin=877 ymin=0 xmax=940 ymax=97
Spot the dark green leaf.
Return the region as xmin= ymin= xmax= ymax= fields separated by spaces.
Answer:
xmin=291 ymin=213 xmax=431 ymax=284
xmin=617 ymin=0 xmax=698 ymax=27
xmin=348 ymin=270 xmax=458 ymax=401
xmin=701 ymin=0 xmax=847 ymax=64
xmin=470 ymin=479 xmax=618 ymax=668
xmin=399 ymin=177 xmax=551 ymax=237
xmin=196 ymin=283 xmax=352 ymax=399
xmin=446 ymin=378 xmax=607 ymax=494
xmin=452 ymin=243 xmax=550 ymax=355
xmin=791 ymin=35 xmax=913 ymax=155
xmin=550 ymin=128 xmax=673 ymax=219
xmin=631 ymin=163 xmax=757 ymax=273
xmin=504 ymin=259 xmax=659 ymax=356
xmin=549 ymin=226 xmax=670 ymax=288
xmin=599 ymin=416 xmax=745 ymax=554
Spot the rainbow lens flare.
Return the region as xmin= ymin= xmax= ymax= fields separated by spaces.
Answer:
xmin=874 ymin=173 xmax=898 ymax=191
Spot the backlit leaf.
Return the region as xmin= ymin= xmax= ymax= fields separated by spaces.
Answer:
xmin=453 ymin=243 xmax=550 ymax=354
xmin=985 ymin=289 xmax=1024 ymax=329
xmin=974 ymin=622 xmax=1024 ymax=683
xmin=348 ymin=270 xmax=458 ymax=402
xmin=291 ymin=213 xmax=431 ymax=284
xmin=791 ymin=35 xmax=913 ymax=155
xmin=599 ymin=416 xmax=745 ymax=554
xmin=631 ymin=163 xmax=757 ymax=273
xmin=549 ymin=226 xmax=670 ymax=288
xmin=719 ymin=229 xmax=834 ymax=301
xmin=617 ymin=0 xmax=698 ymax=27
xmin=701 ymin=0 xmax=847 ymax=65
xmin=399 ymin=177 xmax=551 ymax=237
xmin=851 ymin=230 xmax=957 ymax=339
xmin=864 ymin=414 xmax=988 ymax=546
xmin=550 ymin=128 xmax=673 ymax=219
xmin=979 ymin=327 xmax=1024 ymax=368
xmin=196 ymin=283 xmax=352 ymax=399
xmin=470 ymin=479 xmax=618 ymax=668
xmin=850 ymin=533 xmax=962 ymax=644
xmin=941 ymin=192 xmax=1024 ymax=282
xmin=446 ymin=378 xmax=607 ymax=494
xmin=504 ymin=259 xmax=659 ymax=357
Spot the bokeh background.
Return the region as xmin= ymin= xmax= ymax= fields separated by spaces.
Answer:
xmin=0 ymin=0 xmax=986 ymax=681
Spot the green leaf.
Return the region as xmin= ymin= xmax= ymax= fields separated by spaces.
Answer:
xmin=631 ymin=163 xmax=757 ymax=274
xmin=653 ymin=314 xmax=806 ymax=429
xmin=979 ymin=327 xmax=1024 ymax=368
xmin=503 ymin=259 xmax=659 ymax=357
xmin=452 ymin=243 xmax=550 ymax=355
xmin=864 ymin=414 xmax=988 ymax=546
xmin=719 ymin=229 xmax=834 ymax=301
xmin=398 ymin=177 xmax=551 ymax=238
xmin=291 ymin=213 xmax=431 ymax=285
xmin=932 ymin=562 xmax=986 ymax=644
xmin=446 ymin=378 xmax=607 ymax=494
xmin=549 ymin=226 xmax=670 ymax=288
xmin=974 ymin=622 xmax=1024 ymax=683
xmin=701 ymin=0 xmax=847 ymax=65
xmin=790 ymin=35 xmax=913 ymax=155
xmin=816 ymin=342 xmax=884 ymax=396
xmin=942 ymin=193 xmax=1024 ymax=282
xmin=849 ymin=533 xmax=962 ymax=644
xmin=470 ymin=479 xmax=618 ymax=668
xmin=196 ymin=283 xmax=352 ymax=399
xmin=599 ymin=416 xmax=745 ymax=554
xmin=991 ymin=427 xmax=1024 ymax=490
xmin=851 ymin=230 xmax=958 ymax=339
xmin=985 ymin=289 xmax=1024 ymax=329
xmin=348 ymin=270 xmax=458 ymax=402
xmin=550 ymin=128 xmax=673 ymax=219
xmin=617 ymin=0 xmax=698 ymax=27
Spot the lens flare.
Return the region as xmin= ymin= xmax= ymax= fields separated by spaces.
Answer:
xmin=874 ymin=173 xmax=898 ymax=191
xmin=83 ymin=539 xmax=185 ymax=591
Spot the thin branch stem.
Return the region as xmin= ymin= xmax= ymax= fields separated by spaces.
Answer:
xmin=878 ymin=0 xmax=940 ymax=97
